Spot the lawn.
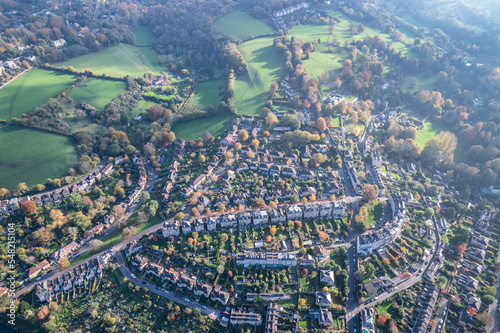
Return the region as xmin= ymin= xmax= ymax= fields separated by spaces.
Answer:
xmin=173 ymin=113 xmax=232 ymax=141
xmin=415 ymin=121 xmax=446 ymax=147
xmin=69 ymin=78 xmax=127 ymax=110
xmin=0 ymin=69 xmax=77 ymax=120
xmin=190 ymin=79 xmax=225 ymax=109
xmin=0 ymin=125 xmax=77 ymax=190
xmin=55 ymin=43 xmax=165 ymax=77
xmin=214 ymin=11 xmax=274 ymax=40
xmin=232 ymin=37 xmax=284 ymax=115
xmin=133 ymin=99 xmax=163 ymax=116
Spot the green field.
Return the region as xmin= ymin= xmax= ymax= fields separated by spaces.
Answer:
xmin=0 ymin=125 xmax=77 ymax=190
xmin=69 ymin=78 xmax=127 ymax=110
xmin=55 ymin=43 xmax=165 ymax=78
xmin=190 ymin=80 xmax=225 ymax=109
xmin=415 ymin=121 xmax=446 ymax=147
xmin=215 ymin=11 xmax=274 ymax=40
xmin=232 ymin=37 xmax=284 ymax=116
xmin=0 ymin=69 xmax=77 ymax=120
xmin=173 ymin=113 xmax=232 ymax=141
xmin=289 ymin=9 xmax=414 ymax=80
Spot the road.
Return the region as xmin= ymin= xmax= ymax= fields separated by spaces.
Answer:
xmin=345 ymin=213 xmax=440 ymax=331
xmin=487 ymin=248 xmax=500 ymax=333
xmin=15 ymin=163 xmax=225 ymax=299
xmin=431 ymin=299 xmax=449 ymax=333
xmin=114 ymin=250 xmax=219 ymax=320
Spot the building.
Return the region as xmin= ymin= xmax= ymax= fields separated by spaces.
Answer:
xmin=315 ymin=292 xmax=332 ymax=307
xmin=361 ymin=307 xmax=375 ymax=333
xmin=207 ymin=216 xmax=217 ymax=231
xmin=470 ymin=232 xmax=489 ymax=249
xmin=252 ymin=210 xmax=269 ymax=226
xmin=28 ymin=259 xmax=51 ymax=279
xmin=319 ymin=202 xmax=332 ymax=218
xmin=211 ymin=285 xmax=230 ymax=305
xmin=304 ymin=204 xmax=319 ymax=219
xmin=53 ymin=241 xmax=79 ymax=260
xmin=81 ymin=224 xmax=104 ymax=243
xmin=264 ymin=302 xmax=280 ymax=333
xmin=131 ymin=255 xmax=148 ymax=271
xmin=371 ymin=150 xmax=382 ymax=168
xmin=230 ymin=308 xmax=262 ymax=326
xmin=182 ymin=220 xmax=193 ymax=235
xmin=270 ymin=208 xmax=287 ymax=224
xmin=318 ymin=308 xmax=333 ymax=327
xmin=177 ymin=275 xmax=196 ymax=290
xmin=287 ymin=205 xmax=303 ymax=220
xmin=436 ymin=218 xmax=448 ymax=235
xmin=457 ymin=274 xmax=479 ymax=292
xmin=220 ymin=214 xmax=237 ymax=229
xmin=412 ymin=284 xmax=439 ymax=333
xmin=194 ymin=280 xmax=213 ymax=298
xmin=162 ymin=220 xmax=180 ymax=237
xmin=320 ymin=270 xmax=335 ymax=286
xmin=236 ymin=252 xmax=296 ymax=267
xmin=332 ymin=201 xmax=347 ymax=217
xmin=124 ymin=240 xmax=143 ymax=257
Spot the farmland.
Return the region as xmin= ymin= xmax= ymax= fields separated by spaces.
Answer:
xmin=173 ymin=113 xmax=232 ymax=141
xmin=232 ymin=37 xmax=284 ymax=116
xmin=0 ymin=69 xmax=77 ymax=120
xmin=214 ymin=10 xmax=274 ymax=40
xmin=69 ymin=78 xmax=127 ymax=110
xmin=0 ymin=125 xmax=78 ymax=190
xmin=190 ymin=79 xmax=225 ymax=110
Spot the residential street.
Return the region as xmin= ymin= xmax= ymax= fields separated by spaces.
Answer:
xmin=114 ymin=250 xmax=219 ymax=320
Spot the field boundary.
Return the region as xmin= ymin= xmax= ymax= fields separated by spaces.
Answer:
xmin=0 ymin=67 xmax=32 ymax=91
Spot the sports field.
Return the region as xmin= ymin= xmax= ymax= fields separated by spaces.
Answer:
xmin=190 ymin=80 xmax=225 ymax=109
xmin=0 ymin=125 xmax=77 ymax=190
xmin=232 ymin=37 xmax=284 ymax=116
xmin=215 ymin=11 xmax=274 ymax=40
xmin=173 ymin=113 xmax=232 ymax=141
xmin=0 ymin=69 xmax=76 ymax=120
xmin=69 ymin=78 xmax=127 ymax=110
xmin=55 ymin=43 xmax=164 ymax=77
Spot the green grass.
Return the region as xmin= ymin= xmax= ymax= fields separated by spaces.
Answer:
xmin=133 ymin=99 xmax=163 ymax=116
xmin=377 ymin=301 xmax=394 ymax=314
xmin=215 ymin=11 xmax=273 ymax=40
xmin=232 ymin=37 xmax=284 ymax=116
xmin=0 ymin=125 xmax=77 ymax=190
xmin=0 ymin=69 xmax=77 ymax=120
xmin=69 ymin=78 xmax=127 ymax=110
xmin=289 ymin=9 xmax=415 ymax=80
xmin=55 ymin=43 xmax=165 ymax=78
xmin=173 ymin=113 xmax=232 ymax=141
xmin=415 ymin=121 xmax=446 ymax=148
xmin=190 ymin=80 xmax=225 ymax=109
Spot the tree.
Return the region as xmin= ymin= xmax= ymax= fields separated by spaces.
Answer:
xmin=147 ymin=105 xmax=165 ymax=121
xmin=198 ymin=155 xmax=206 ymax=163
xmin=483 ymin=295 xmax=495 ymax=305
xmin=220 ymin=233 xmax=229 ymax=242
xmin=265 ymin=113 xmax=278 ymax=127
xmin=16 ymin=182 xmax=28 ymax=195
xmin=302 ymin=268 xmax=308 ymax=276
xmin=424 ymin=207 xmax=435 ymax=219
xmin=251 ymin=139 xmax=260 ymax=148
xmin=58 ymin=256 xmax=70 ymax=268
xmin=266 ymin=235 xmax=272 ymax=242
xmin=365 ymin=263 xmax=375 ymax=278
xmin=224 ymin=151 xmax=233 ymax=162
xmin=18 ymin=301 xmax=30 ymax=314
xmin=238 ymin=130 xmax=249 ymax=142
xmin=318 ymin=231 xmax=328 ymax=241
xmin=299 ymin=298 xmax=306 ymax=306
xmin=378 ymin=315 xmax=387 ymax=325
xmin=122 ymin=227 xmax=133 ymax=239
xmin=362 ymin=184 xmax=378 ymax=204
xmin=270 ymin=227 xmax=277 ymax=235
xmin=317 ymin=117 xmax=327 ymax=131
xmin=217 ymin=265 xmax=224 ymax=274
xmin=21 ymin=200 xmax=37 ymax=216
xmin=73 ymin=214 xmax=92 ymax=231
xmin=89 ymin=239 xmax=104 ymax=252
xmin=32 ymin=227 xmax=55 ymax=246
xmin=174 ymin=212 xmax=185 ymax=221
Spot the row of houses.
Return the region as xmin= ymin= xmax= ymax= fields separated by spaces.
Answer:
xmin=130 ymin=254 xmax=230 ymax=305
xmin=162 ymin=202 xmax=348 ymax=237
xmin=0 ymin=163 xmax=114 ymax=215
xmin=345 ymin=162 xmax=362 ymax=195
xmin=358 ymin=193 xmax=406 ymax=255
xmin=411 ymin=284 xmax=439 ymax=333
xmin=35 ymin=253 xmax=111 ymax=303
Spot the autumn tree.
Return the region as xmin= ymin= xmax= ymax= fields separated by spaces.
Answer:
xmin=265 ymin=113 xmax=278 ymax=127
xmin=174 ymin=212 xmax=185 ymax=221
xmin=21 ymin=200 xmax=37 ymax=216
xmin=266 ymin=235 xmax=272 ymax=242
xmin=317 ymin=117 xmax=327 ymax=131
xmin=58 ymin=256 xmax=70 ymax=268
xmin=362 ymin=184 xmax=379 ymax=205
xmin=147 ymin=105 xmax=165 ymax=121
xmin=270 ymin=227 xmax=277 ymax=235
xmin=238 ymin=130 xmax=249 ymax=142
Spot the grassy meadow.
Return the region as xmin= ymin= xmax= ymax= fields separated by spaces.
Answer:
xmin=190 ymin=79 xmax=225 ymax=109
xmin=289 ymin=9 xmax=416 ymax=80
xmin=232 ymin=37 xmax=284 ymax=116
xmin=215 ymin=11 xmax=274 ymax=40
xmin=69 ymin=78 xmax=127 ymax=110
xmin=173 ymin=113 xmax=232 ymax=141
xmin=0 ymin=69 xmax=77 ymax=120
xmin=0 ymin=125 xmax=78 ymax=189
